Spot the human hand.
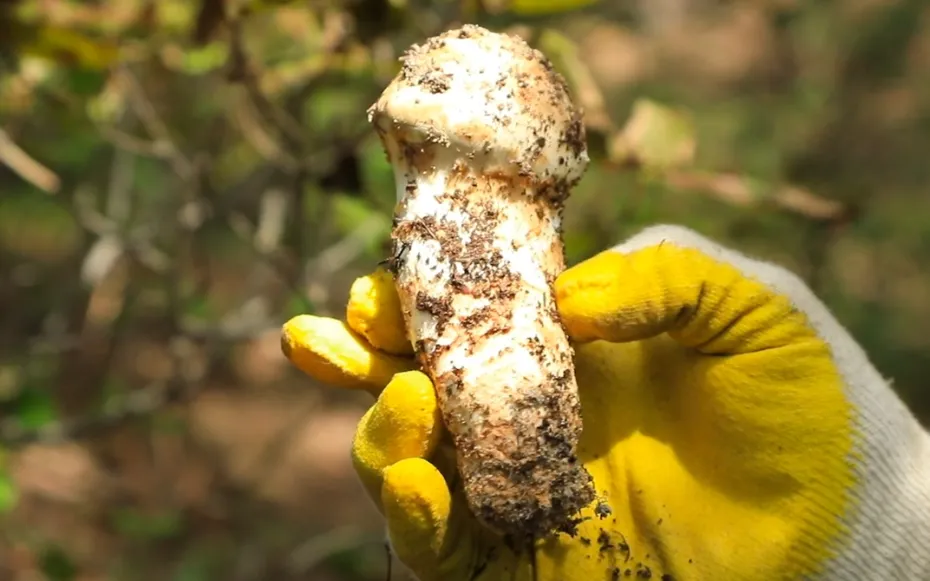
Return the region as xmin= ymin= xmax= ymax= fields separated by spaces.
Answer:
xmin=282 ymin=225 xmax=930 ymax=581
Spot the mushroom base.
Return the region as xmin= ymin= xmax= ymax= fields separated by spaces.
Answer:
xmin=390 ymin=160 xmax=595 ymax=539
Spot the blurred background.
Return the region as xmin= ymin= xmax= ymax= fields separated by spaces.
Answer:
xmin=0 ymin=0 xmax=928 ymax=579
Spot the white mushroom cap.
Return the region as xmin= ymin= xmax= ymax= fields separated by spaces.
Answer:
xmin=368 ymin=24 xmax=590 ymax=190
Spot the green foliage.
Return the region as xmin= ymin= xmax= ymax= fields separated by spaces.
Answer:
xmin=304 ymin=83 xmax=373 ymax=136
xmin=183 ymin=294 xmax=218 ymax=321
xmin=60 ymin=67 xmax=108 ymax=97
xmin=331 ymin=195 xmax=390 ymax=237
xmin=357 ymin=134 xmax=398 ymax=210
xmin=171 ymin=554 xmax=216 ymax=581
xmin=0 ymin=472 xmax=18 ymax=514
xmin=609 ymin=99 xmax=696 ymax=174
xmin=39 ymin=544 xmax=78 ymax=581
xmin=110 ymin=508 xmax=186 ymax=541
xmin=0 ymin=191 xmax=82 ymax=262
xmin=169 ymin=42 xmax=231 ymax=76
xmin=12 ymin=387 xmax=58 ymax=430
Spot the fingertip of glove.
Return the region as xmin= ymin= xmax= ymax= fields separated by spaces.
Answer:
xmin=383 ymin=458 xmax=448 ymax=501
xmin=556 ymin=251 xmax=627 ymax=342
xmin=381 ymin=371 xmax=443 ymax=454
xmin=280 ymin=314 xmax=413 ymax=391
xmin=347 ymin=270 xmax=413 ymax=356
xmin=352 ymin=371 xmax=443 ymax=480
xmin=382 ymin=458 xmax=451 ymax=546
xmin=558 ymin=250 xmax=624 ymax=293
xmin=386 ymin=370 xmax=437 ymax=402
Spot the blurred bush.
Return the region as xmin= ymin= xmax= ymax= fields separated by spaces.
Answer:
xmin=0 ymin=0 xmax=928 ymax=580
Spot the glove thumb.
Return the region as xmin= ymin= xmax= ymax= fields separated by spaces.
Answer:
xmin=555 ymin=225 xmax=816 ymax=355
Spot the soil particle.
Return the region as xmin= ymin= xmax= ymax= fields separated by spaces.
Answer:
xmin=415 ymin=291 xmax=453 ymax=323
xmin=420 ymin=70 xmax=451 ymax=94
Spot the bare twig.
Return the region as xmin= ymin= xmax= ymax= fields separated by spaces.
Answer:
xmin=180 ymin=317 xmax=280 ymax=342
xmin=81 ymin=149 xmax=138 ymax=285
xmin=227 ymin=16 xmax=308 ymax=153
xmin=306 ymin=215 xmax=384 ymax=276
xmin=305 ymin=214 xmax=386 ymax=307
xmin=223 ymin=205 xmax=314 ymax=313
xmin=105 ymin=148 xmax=136 ymax=224
xmin=664 ymin=170 xmax=853 ymax=223
xmin=73 ymin=185 xmax=119 ymax=236
xmin=232 ymin=93 xmax=299 ymax=171
xmin=0 ymin=128 xmax=61 ymax=193
xmin=98 ymin=125 xmax=176 ymax=160
xmin=0 ymin=340 xmax=212 ymax=448
xmin=0 ymin=378 xmax=170 ymax=447
xmin=53 ymin=135 xmax=143 ymax=416
xmin=118 ymin=67 xmax=194 ymax=180
xmin=241 ymin=390 xmax=321 ymax=500
xmin=254 ymin=188 xmax=290 ymax=254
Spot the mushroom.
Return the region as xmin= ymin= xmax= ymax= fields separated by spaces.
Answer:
xmin=368 ymin=24 xmax=595 ymax=540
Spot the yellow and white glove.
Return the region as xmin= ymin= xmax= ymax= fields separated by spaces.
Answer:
xmin=282 ymin=224 xmax=930 ymax=580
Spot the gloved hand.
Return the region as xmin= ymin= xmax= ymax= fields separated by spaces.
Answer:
xmin=281 ymin=225 xmax=930 ymax=581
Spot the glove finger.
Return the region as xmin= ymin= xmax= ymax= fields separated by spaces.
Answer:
xmin=281 ymin=314 xmax=414 ymax=393
xmin=381 ymin=457 xmax=453 ymax=576
xmin=346 ymin=268 xmax=413 ymax=356
xmin=555 ymin=225 xmax=819 ymax=355
xmin=352 ymin=370 xmax=444 ymax=507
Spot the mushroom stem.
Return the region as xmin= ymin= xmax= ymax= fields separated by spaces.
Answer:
xmin=368 ymin=25 xmax=594 ymax=539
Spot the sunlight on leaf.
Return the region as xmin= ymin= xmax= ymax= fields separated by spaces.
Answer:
xmin=0 ymin=472 xmax=19 ymax=514
xmin=507 ymin=0 xmax=599 ymax=15
xmin=30 ymin=27 xmax=122 ymax=71
xmin=86 ymin=75 xmax=129 ymax=124
xmin=161 ymin=41 xmax=230 ymax=75
xmin=0 ymin=365 xmax=22 ymax=403
xmin=609 ymin=99 xmax=697 ymax=173
xmin=156 ymin=0 xmax=199 ymax=34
